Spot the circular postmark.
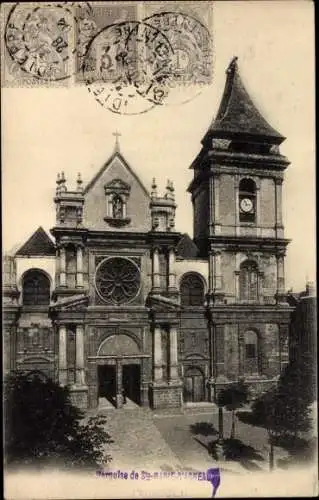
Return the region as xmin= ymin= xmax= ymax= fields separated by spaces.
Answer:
xmin=82 ymin=20 xmax=175 ymax=115
xmin=4 ymin=2 xmax=92 ymax=82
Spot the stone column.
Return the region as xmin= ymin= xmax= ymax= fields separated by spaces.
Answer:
xmin=276 ymin=253 xmax=286 ymax=303
xmin=153 ymin=326 xmax=163 ymax=381
xmin=115 ymin=359 xmax=123 ymax=408
xmin=257 ymin=271 xmax=264 ymax=303
xmin=275 ymin=178 xmax=283 ymax=228
xmin=235 ymin=177 xmax=240 ymax=236
xmin=122 ymin=199 xmax=127 ymax=218
xmin=212 ymin=175 xmax=221 ymax=234
xmin=235 ymin=271 xmax=240 ymax=302
xmin=256 ymin=186 xmax=261 ymax=236
xmin=55 ymin=247 xmax=60 ymax=288
xmin=238 ymin=329 xmax=245 ymax=377
xmin=60 ymin=246 xmax=66 ymax=287
xmin=58 ymin=324 xmax=67 ymax=385
xmin=234 ymin=253 xmax=241 ymax=302
xmin=4 ymin=328 xmax=11 ymax=375
xmin=75 ymin=324 xmax=85 ymax=385
xmin=152 ymin=247 xmax=161 ymax=291
xmin=169 ymin=326 xmax=179 ymax=380
xmin=208 ymin=320 xmax=215 ymax=401
xmin=208 ymin=251 xmax=214 ymax=292
xmin=168 ymin=247 xmax=177 ymax=290
xmin=214 ymin=251 xmax=223 ymax=291
xmin=76 ymin=244 xmax=84 ymax=288
xmin=279 ymin=324 xmax=289 ymax=372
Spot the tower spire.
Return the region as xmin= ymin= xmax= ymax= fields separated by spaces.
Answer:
xmin=203 ymin=56 xmax=284 ymax=143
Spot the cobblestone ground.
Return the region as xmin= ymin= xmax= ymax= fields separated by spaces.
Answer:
xmin=97 ymin=408 xmax=182 ymax=470
xmin=94 ymin=406 xmax=287 ymax=474
xmin=154 ymin=410 xmax=273 ymax=474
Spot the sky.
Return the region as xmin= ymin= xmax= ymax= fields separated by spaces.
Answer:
xmin=2 ymin=1 xmax=315 ymax=292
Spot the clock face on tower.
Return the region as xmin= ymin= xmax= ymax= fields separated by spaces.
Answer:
xmin=240 ymin=197 xmax=254 ymax=213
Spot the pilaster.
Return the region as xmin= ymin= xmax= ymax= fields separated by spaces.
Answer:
xmin=58 ymin=324 xmax=67 ymax=385
xmin=59 ymin=245 xmax=66 ymax=288
xmin=152 ymin=247 xmax=161 ymax=292
xmin=75 ymin=324 xmax=86 ymax=385
xmin=76 ymin=244 xmax=84 ymax=288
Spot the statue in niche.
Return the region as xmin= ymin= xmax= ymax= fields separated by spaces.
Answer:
xmin=112 ymin=195 xmax=123 ymax=219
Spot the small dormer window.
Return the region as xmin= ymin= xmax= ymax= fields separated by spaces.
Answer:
xmin=104 ymin=178 xmax=131 ymax=227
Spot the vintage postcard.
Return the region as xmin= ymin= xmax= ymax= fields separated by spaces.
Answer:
xmin=2 ymin=1 xmax=317 ymax=498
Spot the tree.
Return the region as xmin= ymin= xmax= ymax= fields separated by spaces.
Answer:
xmin=250 ymin=388 xmax=281 ymax=470
xmin=275 ymin=356 xmax=313 ymax=442
xmin=217 ymin=380 xmax=250 ymax=439
xmin=250 ymin=353 xmax=314 ymax=470
xmin=4 ymin=372 xmax=113 ymax=469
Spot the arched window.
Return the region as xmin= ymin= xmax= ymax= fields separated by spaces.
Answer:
xmin=22 ymin=270 xmax=50 ymax=305
xmin=180 ymin=273 xmax=205 ymax=306
xmin=239 ymin=178 xmax=256 ymax=223
xmin=244 ymin=330 xmax=260 ymax=375
xmin=112 ymin=194 xmax=124 ymax=219
xmin=239 ymin=261 xmax=258 ymax=301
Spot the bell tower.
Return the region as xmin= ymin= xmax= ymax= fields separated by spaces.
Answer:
xmin=188 ymin=57 xmax=293 ymax=397
xmin=188 ymin=57 xmax=290 ymax=306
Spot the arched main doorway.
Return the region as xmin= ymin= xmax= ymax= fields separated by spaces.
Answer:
xmin=183 ymin=366 xmax=205 ymax=403
xmin=97 ymin=333 xmax=142 ymax=408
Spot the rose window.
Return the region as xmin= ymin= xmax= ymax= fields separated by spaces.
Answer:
xmin=95 ymin=257 xmax=140 ymax=305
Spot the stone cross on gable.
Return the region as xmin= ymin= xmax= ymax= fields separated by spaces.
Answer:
xmin=113 ymin=131 xmax=121 ymax=151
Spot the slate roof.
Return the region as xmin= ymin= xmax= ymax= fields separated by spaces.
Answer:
xmin=15 ymin=227 xmax=56 ymax=256
xmin=207 ymin=57 xmax=284 ymax=142
xmin=176 ymin=233 xmax=199 ymax=259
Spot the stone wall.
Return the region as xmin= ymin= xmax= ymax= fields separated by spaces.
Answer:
xmin=150 ymin=383 xmax=182 ymax=409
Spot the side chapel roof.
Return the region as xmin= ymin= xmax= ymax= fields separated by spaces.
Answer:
xmin=15 ymin=226 xmax=56 ymax=256
xmin=176 ymin=233 xmax=200 ymax=259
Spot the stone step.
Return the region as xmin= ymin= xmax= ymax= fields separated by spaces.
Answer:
xmin=183 ymin=403 xmax=218 ymax=415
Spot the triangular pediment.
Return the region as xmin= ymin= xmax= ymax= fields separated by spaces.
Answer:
xmin=84 ymin=151 xmax=149 ymax=197
xmin=82 ymin=149 xmax=151 ymax=232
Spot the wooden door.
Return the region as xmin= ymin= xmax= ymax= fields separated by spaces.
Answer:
xmin=183 ymin=367 xmax=205 ymax=402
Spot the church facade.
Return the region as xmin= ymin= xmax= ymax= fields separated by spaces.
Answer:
xmin=3 ymin=58 xmax=294 ymax=410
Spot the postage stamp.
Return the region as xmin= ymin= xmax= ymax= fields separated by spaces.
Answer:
xmin=75 ymin=1 xmax=139 ymax=80
xmin=1 ymin=1 xmax=213 ymax=108
xmin=1 ymin=2 xmax=93 ymax=87
xmin=79 ymin=2 xmax=213 ymax=113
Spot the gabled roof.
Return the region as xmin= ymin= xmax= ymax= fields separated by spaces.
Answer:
xmin=206 ymin=57 xmax=284 ymax=143
xmin=176 ymin=233 xmax=199 ymax=259
xmin=15 ymin=227 xmax=55 ymax=256
xmin=83 ymin=149 xmax=150 ymax=198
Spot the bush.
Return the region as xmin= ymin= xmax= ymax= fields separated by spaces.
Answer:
xmin=4 ymin=372 xmax=113 ymax=469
